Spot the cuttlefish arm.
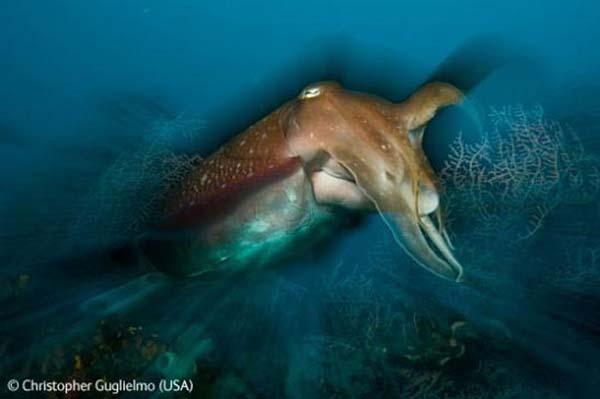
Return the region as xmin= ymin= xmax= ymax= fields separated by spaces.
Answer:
xmin=286 ymin=82 xmax=464 ymax=281
xmin=350 ymin=83 xmax=464 ymax=280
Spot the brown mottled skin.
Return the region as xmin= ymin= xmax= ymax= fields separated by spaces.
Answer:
xmin=146 ymin=81 xmax=465 ymax=280
xmin=163 ymin=104 xmax=300 ymax=229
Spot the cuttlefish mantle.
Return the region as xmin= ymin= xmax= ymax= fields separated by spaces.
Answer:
xmin=141 ymin=81 xmax=464 ymax=281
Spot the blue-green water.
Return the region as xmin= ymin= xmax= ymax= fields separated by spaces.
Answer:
xmin=1 ymin=1 xmax=600 ymax=398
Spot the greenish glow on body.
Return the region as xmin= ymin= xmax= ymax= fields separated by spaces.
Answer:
xmin=163 ymin=169 xmax=342 ymax=277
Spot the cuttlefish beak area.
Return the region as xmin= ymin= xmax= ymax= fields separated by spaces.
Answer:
xmin=286 ymin=81 xmax=464 ymax=281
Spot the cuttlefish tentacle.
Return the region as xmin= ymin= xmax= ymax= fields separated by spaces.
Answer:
xmin=153 ymin=80 xmax=465 ymax=281
xmin=437 ymin=207 xmax=455 ymax=250
xmin=286 ymin=82 xmax=463 ymax=280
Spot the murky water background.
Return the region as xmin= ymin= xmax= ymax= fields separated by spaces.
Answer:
xmin=1 ymin=1 xmax=600 ymax=397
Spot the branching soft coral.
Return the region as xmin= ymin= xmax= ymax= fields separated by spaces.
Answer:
xmin=72 ymin=115 xmax=205 ymax=250
xmin=441 ymin=104 xmax=599 ymax=241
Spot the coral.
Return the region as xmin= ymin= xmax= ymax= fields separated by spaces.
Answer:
xmin=322 ymin=261 xmax=400 ymax=347
xmin=70 ymin=115 xmax=205 ymax=251
xmin=441 ymin=104 xmax=600 ymax=241
xmin=400 ymin=316 xmax=468 ymax=367
xmin=1 ymin=320 xmax=167 ymax=388
xmin=6 ymin=105 xmax=592 ymax=399
xmin=546 ymin=237 xmax=600 ymax=291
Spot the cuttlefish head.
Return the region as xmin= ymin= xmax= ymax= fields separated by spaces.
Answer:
xmin=286 ymin=81 xmax=464 ymax=281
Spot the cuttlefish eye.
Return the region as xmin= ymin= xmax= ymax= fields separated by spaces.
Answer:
xmin=298 ymin=86 xmax=322 ymax=99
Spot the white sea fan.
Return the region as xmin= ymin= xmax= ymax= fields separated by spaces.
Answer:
xmin=440 ymin=104 xmax=599 ymax=241
xmin=70 ymin=115 xmax=206 ymax=251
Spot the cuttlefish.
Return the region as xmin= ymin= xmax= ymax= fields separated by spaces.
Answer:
xmin=141 ymin=81 xmax=464 ymax=281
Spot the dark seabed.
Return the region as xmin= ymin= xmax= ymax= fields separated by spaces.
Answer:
xmin=1 ymin=1 xmax=600 ymax=398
